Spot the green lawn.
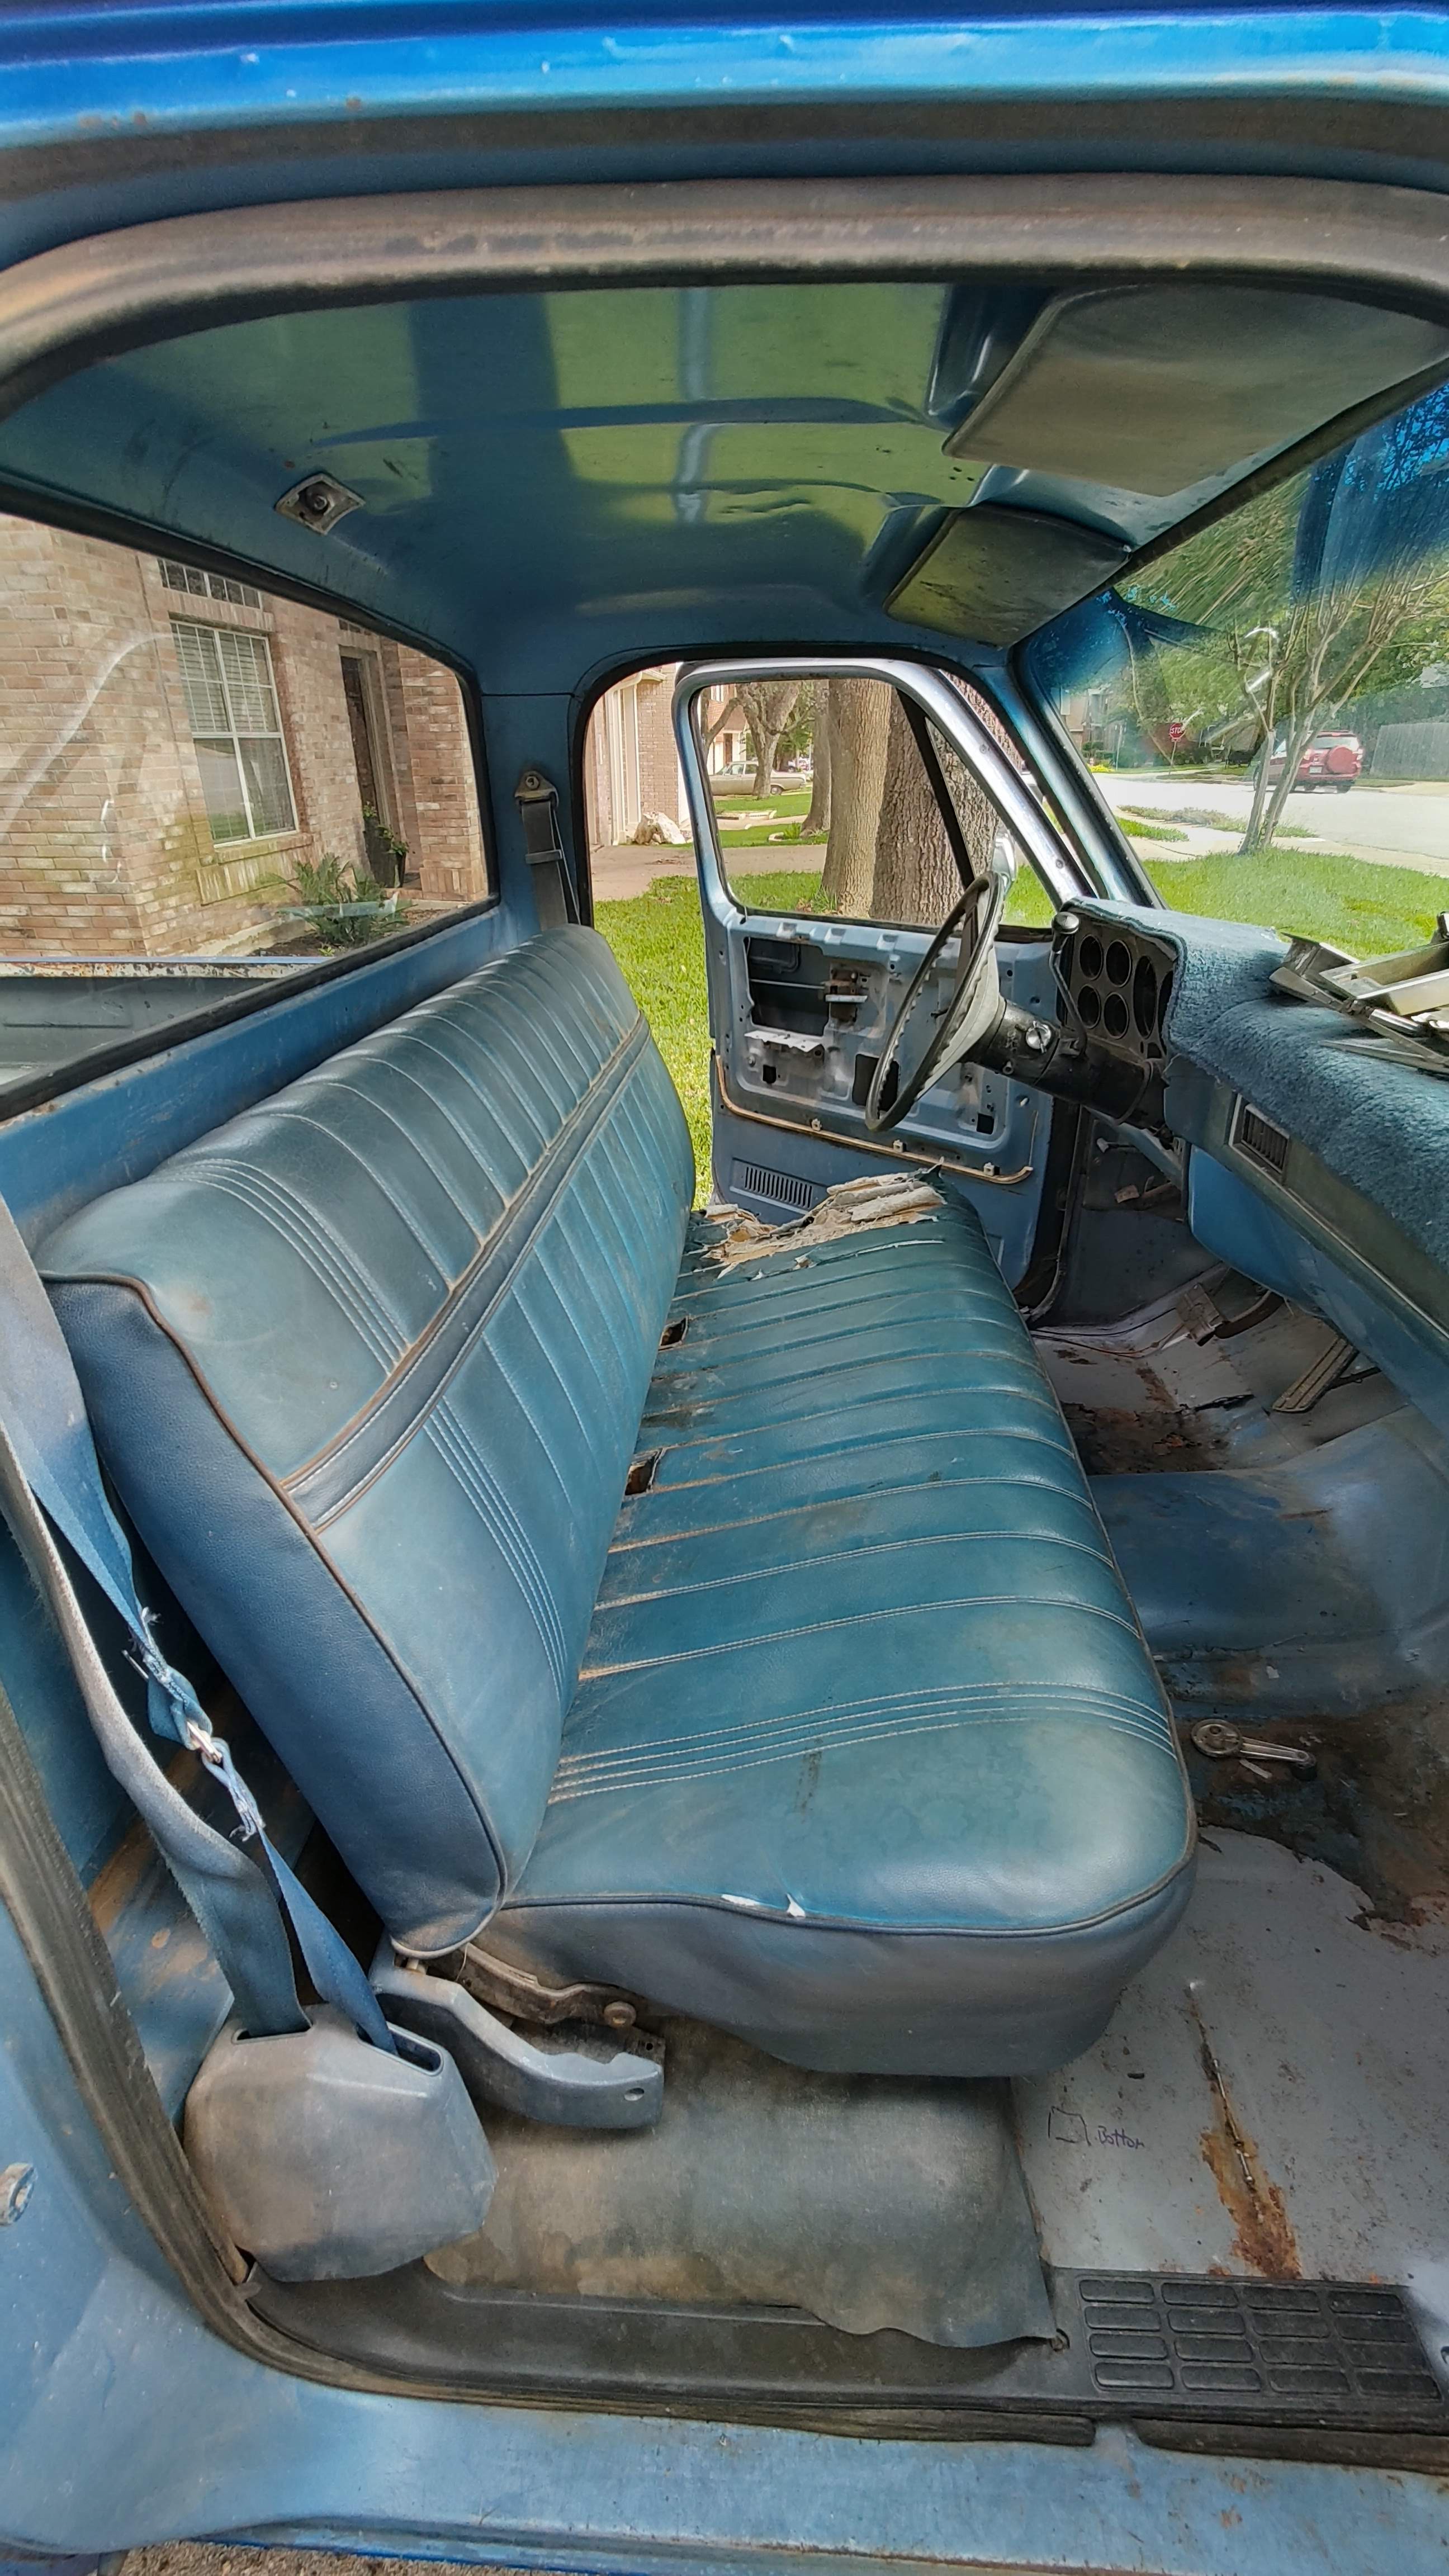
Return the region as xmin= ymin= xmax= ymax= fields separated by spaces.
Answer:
xmin=1119 ymin=815 xmax=1187 ymax=844
xmin=1142 ymin=846 xmax=1449 ymax=953
xmin=596 ymin=845 xmax=1449 ymax=1202
xmin=715 ymin=789 xmax=811 ymax=817
xmin=596 ymin=869 xmax=820 ymax=1196
xmin=718 ymin=823 xmax=828 ymax=849
xmin=714 ymin=789 xmax=818 ymax=849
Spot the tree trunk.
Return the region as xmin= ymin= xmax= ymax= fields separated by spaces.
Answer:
xmin=737 ymin=681 xmax=800 ymax=802
xmin=1257 ymin=704 xmax=1325 ymax=847
xmin=819 ymin=680 xmax=891 ymax=915
xmin=871 ymin=695 xmax=994 ymax=926
xmin=802 ymin=683 xmax=831 ymax=837
xmin=1238 ymin=734 xmax=1276 ymax=855
xmin=750 ymin=726 xmax=782 ymax=798
xmin=699 ymin=690 xmax=743 ymax=753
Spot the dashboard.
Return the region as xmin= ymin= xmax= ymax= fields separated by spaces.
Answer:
xmin=1053 ymin=915 xmax=1177 ymax=1068
xmin=1045 ymin=901 xmax=1449 ymax=1440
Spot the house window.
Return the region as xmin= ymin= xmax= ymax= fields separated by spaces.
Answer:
xmin=158 ymin=558 xmax=263 ymax=609
xmin=171 ymin=620 xmax=297 ymax=843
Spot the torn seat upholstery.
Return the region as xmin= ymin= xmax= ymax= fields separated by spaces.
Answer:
xmin=42 ymin=927 xmax=1194 ymax=2075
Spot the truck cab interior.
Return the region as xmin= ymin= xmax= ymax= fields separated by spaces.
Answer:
xmin=4 ymin=174 xmax=1449 ymax=2487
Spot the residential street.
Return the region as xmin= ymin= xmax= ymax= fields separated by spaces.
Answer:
xmin=1101 ymin=770 xmax=1449 ymax=875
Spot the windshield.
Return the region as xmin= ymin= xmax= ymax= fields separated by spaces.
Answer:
xmin=1027 ymin=378 xmax=1449 ymax=957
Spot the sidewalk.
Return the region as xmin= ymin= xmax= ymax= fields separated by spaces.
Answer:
xmin=589 ymin=841 xmax=822 ymax=902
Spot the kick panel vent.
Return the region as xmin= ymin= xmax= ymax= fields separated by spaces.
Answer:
xmin=1233 ymin=1097 xmax=1291 ymax=1178
xmin=729 ymin=1159 xmax=821 ymax=1215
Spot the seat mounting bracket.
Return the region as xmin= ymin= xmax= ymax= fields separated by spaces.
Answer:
xmin=372 ymin=1945 xmax=663 ymax=2132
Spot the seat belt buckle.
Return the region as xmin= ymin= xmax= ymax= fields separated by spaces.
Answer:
xmin=124 ymin=1617 xmax=266 ymax=1844
xmin=181 ymin=1718 xmax=267 ymax=1844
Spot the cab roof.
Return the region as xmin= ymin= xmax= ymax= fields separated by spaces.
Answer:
xmin=1 ymin=180 xmax=1447 ymax=694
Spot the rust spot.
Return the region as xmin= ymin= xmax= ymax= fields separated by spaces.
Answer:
xmin=1060 ymin=1397 xmax=1227 ymax=1475
xmin=1191 ymin=1997 xmax=1301 ymax=2280
xmin=1199 ymin=2124 xmax=1300 ymax=2278
xmin=1361 ymin=1888 xmax=1449 ymax=1948
xmin=1185 ymin=1693 xmax=1449 ymax=1927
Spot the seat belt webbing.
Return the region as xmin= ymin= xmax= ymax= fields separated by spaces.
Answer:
xmin=0 ymin=1194 xmax=393 ymax=2052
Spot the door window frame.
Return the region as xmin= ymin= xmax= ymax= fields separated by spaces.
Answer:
xmin=676 ymin=655 xmax=1092 ymax=938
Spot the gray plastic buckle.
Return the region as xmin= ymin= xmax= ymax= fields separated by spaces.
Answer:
xmin=183 ymin=2007 xmax=496 ymax=2280
xmin=373 ymin=1945 xmax=663 ymax=2130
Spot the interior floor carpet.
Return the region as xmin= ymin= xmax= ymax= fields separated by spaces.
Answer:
xmin=426 ymin=2011 xmax=1053 ymax=2348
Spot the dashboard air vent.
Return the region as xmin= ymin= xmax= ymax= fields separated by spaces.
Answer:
xmin=1233 ymin=1098 xmax=1291 ymax=1178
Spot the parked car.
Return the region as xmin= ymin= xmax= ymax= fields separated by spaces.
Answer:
xmin=1 ymin=11 xmax=1448 ymax=2575
xmin=1267 ymin=730 xmax=1364 ymax=789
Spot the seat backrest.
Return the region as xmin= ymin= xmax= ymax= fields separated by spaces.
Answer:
xmin=42 ymin=929 xmax=694 ymax=1952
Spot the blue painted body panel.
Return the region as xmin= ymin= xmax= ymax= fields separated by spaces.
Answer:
xmin=4 ymin=1905 xmax=1449 ymax=2569
xmin=3 ymin=1 xmax=1449 ymax=2561
xmin=5 ymin=7 xmax=1449 ymax=165
xmin=0 ymin=903 xmax=517 ymax=1248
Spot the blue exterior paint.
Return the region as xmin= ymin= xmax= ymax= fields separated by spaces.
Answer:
xmin=6 ymin=8 xmax=1449 ymax=150
xmin=3 ymin=2 xmax=1449 ymax=2559
xmin=1 ymin=1924 xmax=1446 ymax=2569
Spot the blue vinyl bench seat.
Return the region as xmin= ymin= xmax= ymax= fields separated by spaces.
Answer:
xmin=41 ymin=927 xmax=1194 ymax=2076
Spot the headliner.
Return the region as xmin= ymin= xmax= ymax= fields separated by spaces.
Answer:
xmin=2 ymin=184 xmax=1447 ymax=697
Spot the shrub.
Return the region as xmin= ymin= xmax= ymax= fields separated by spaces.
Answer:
xmin=269 ymin=851 xmax=409 ymax=949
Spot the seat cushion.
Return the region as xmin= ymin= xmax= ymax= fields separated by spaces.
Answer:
xmin=41 ymin=930 xmax=694 ymax=1952
xmin=487 ymin=1201 xmax=1196 ymax=2076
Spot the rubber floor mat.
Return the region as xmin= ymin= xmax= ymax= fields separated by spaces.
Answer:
xmin=428 ymin=2014 xmax=1053 ymax=2348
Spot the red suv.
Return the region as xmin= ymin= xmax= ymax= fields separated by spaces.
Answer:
xmin=1268 ymin=730 xmax=1363 ymax=790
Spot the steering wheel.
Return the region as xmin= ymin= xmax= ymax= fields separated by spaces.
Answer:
xmin=864 ymin=840 xmax=1016 ymax=1133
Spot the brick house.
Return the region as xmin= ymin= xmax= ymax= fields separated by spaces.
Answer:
xmin=0 ymin=517 xmax=489 ymax=956
xmin=583 ymin=670 xmax=741 ymax=850
xmin=584 ymin=666 xmax=688 ymax=851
